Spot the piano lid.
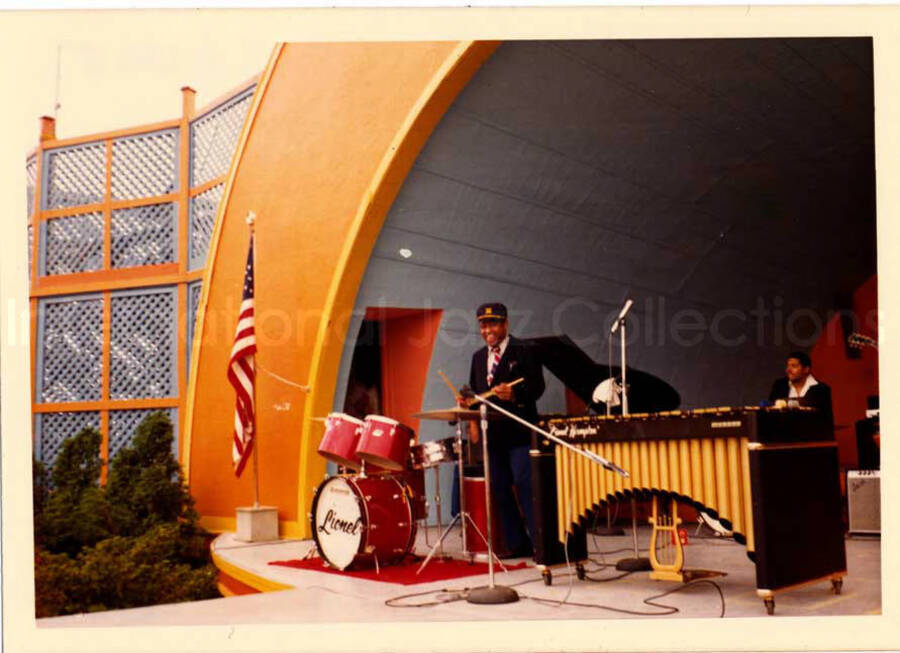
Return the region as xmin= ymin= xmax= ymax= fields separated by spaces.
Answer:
xmin=524 ymin=335 xmax=680 ymax=413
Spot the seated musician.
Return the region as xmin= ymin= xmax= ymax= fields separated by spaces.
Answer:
xmin=768 ymin=351 xmax=834 ymax=427
xmin=462 ymin=302 xmax=545 ymax=558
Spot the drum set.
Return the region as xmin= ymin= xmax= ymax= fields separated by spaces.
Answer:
xmin=310 ymin=409 xmax=497 ymax=573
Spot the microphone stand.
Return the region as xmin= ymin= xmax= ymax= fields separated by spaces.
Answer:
xmin=464 ymin=390 xmax=629 ymax=606
xmin=610 ymin=306 xmax=652 ymax=572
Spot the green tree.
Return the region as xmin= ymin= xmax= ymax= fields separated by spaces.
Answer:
xmin=39 ymin=427 xmax=112 ymax=557
xmin=34 ymin=413 xmax=221 ymax=617
xmin=105 ymin=411 xmax=197 ymax=537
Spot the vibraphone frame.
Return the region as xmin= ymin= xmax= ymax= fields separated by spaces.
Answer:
xmin=537 ymin=407 xmax=847 ymax=614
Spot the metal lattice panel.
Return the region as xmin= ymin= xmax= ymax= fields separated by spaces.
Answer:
xmin=38 ymin=297 xmax=103 ymax=402
xmin=44 ymin=143 xmax=106 ymax=210
xmin=111 ymin=203 xmax=176 ymax=268
xmin=110 ymin=289 xmax=176 ymax=400
xmin=27 ymin=224 xmax=33 ymax=282
xmin=189 ymin=183 xmax=223 ymax=269
xmin=111 ymin=130 xmax=178 ymax=200
xmin=109 ymin=408 xmax=177 ymax=461
xmin=43 ymin=212 xmax=104 ymax=275
xmin=26 ymin=157 xmax=37 ymax=217
xmin=36 ymin=411 xmax=101 ymax=470
xmin=190 ymin=90 xmax=253 ymax=187
xmin=187 ymin=281 xmax=202 ymax=373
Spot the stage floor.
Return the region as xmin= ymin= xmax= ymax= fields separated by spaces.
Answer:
xmin=39 ymin=522 xmax=881 ymax=627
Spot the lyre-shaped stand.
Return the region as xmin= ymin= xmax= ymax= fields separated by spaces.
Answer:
xmin=648 ymin=495 xmax=725 ymax=583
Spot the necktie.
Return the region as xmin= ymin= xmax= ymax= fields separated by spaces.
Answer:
xmin=487 ymin=345 xmax=501 ymax=386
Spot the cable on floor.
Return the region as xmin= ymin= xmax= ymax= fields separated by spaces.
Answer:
xmin=520 ymin=578 xmax=726 ymax=617
xmin=384 ymin=587 xmax=470 ymax=608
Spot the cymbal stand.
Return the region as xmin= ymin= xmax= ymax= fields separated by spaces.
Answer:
xmin=416 ymin=418 xmax=503 ymax=575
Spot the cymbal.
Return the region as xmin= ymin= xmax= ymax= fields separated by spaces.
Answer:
xmin=413 ymin=406 xmax=501 ymax=422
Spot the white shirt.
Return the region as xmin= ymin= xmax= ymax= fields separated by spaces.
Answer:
xmin=486 ymin=335 xmax=510 ymax=378
xmin=788 ymin=373 xmax=818 ymax=404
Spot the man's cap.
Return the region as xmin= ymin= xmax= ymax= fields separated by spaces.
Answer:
xmin=476 ymin=303 xmax=508 ymax=321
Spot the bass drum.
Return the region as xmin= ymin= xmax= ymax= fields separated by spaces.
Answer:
xmin=311 ymin=475 xmax=417 ymax=570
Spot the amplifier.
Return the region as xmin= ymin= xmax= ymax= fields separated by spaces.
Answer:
xmin=848 ymin=470 xmax=881 ymax=535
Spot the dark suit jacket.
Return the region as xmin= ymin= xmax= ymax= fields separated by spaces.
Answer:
xmin=469 ymin=335 xmax=545 ymax=448
xmin=769 ymin=377 xmax=834 ymax=427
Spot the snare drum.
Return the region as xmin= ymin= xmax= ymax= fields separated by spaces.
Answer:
xmin=317 ymin=413 xmax=364 ymax=470
xmin=311 ymin=474 xmax=417 ymax=571
xmin=410 ymin=437 xmax=460 ymax=469
xmin=356 ymin=415 xmax=415 ymax=471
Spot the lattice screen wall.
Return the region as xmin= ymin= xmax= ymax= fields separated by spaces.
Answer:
xmin=27 ymin=157 xmax=36 ymax=280
xmin=190 ymin=89 xmax=253 ymax=187
xmin=35 ymin=411 xmax=101 ymax=471
xmin=189 ymin=183 xmax=223 ymax=270
xmin=111 ymin=203 xmax=177 ymax=268
xmin=37 ymin=296 xmax=104 ymax=403
xmin=109 ymin=408 xmax=178 ymax=461
xmin=26 ymin=157 xmax=37 ymax=217
xmin=110 ymin=288 xmax=177 ymax=400
xmin=42 ymin=212 xmax=104 ymax=275
xmin=187 ymin=280 xmax=203 ymax=373
xmin=31 ymin=81 xmax=257 ymax=474
xmin=111 ymin=130 xmax=178 ymax=200
xmin=43 ymin=142 xmax=106 ymax=210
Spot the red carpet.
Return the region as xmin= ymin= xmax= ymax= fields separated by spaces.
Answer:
xmin=269 ymin=555 xmax=530 ymax=585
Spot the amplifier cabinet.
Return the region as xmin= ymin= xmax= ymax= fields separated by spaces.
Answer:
xmin=848 ymin=470 xmax=881 ymax=534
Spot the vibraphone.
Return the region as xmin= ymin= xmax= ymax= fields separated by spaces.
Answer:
xmin=539 ymin=406 xmax=847 ymax=614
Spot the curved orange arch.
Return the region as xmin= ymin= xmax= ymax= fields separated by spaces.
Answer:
xmin=185 ymin=41 xmax=499 ymax=537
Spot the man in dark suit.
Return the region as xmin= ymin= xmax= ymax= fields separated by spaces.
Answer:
xmin=466 ymin=302 xmax=545 ymax=558
xmin=768 ymin=351 xmax=834 ymax=427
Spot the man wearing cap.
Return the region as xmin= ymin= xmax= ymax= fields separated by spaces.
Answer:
xmin=465 ymin=302 xmax=545 ymax=558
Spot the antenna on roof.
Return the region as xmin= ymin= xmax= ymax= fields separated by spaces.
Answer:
xmin=53 ymin=44 xmax=62 ymax=119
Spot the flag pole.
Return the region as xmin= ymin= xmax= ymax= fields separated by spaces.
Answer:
xmin=247 ymin=211 xmax=260 ymax=509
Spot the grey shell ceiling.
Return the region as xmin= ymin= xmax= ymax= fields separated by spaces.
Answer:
xmin=339 ymin=38 xmax=875 ymax=419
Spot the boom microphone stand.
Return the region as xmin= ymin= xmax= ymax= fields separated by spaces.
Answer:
xmin=610 ymin=299 xmax=652 ymax=573
xmin=463 ymin=389 xmax=628 ymax=605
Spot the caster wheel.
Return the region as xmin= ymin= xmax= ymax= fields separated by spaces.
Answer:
xmin=542 ymin=570 xmax=552 ymax=586
xmin=764 ymin=597 xmax=775 ymax=615
xmin=832 ymin=579 xmax=843 ymax=595
xmin=576 ymin=564 xmax=586 ymax=581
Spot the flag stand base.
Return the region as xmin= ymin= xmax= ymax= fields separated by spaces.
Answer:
xmin=235 ymin=506 xmax=279 ymax=542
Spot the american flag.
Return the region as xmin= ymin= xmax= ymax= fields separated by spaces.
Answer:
xmin=228 ymin=240 xmax=256 ymax=477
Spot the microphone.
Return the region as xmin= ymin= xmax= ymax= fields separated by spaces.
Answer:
xmin=610 ymin=299 xmax=633 ymax=334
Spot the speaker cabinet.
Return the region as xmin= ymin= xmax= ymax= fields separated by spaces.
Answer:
xmin=848 ymin=470 xmax=881 ymax=535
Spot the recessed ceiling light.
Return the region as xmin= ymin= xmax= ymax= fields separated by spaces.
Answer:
xmin=399 ymin=248 xmax=412 ymax=259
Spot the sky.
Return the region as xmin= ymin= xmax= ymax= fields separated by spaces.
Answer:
xmin=23 ymin=39 xmax=273 ymax=142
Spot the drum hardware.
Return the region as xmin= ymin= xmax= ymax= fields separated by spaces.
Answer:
xmin=408 ymin=435 xmax=462 ymax=559
xmin=415 ymin=412 xmax=503 ymax=575
xmin=459 ymin=389 xmax=628 ymax=604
